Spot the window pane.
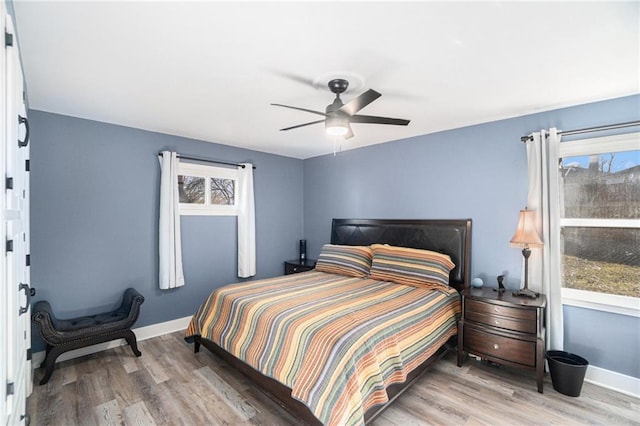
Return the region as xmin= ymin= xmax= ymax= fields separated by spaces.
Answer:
xmin=178 ymin=175 xmax=204 ymax=204
xmin=560 ymin=150 xmax=640 ymax=219
xmin=562 ymin=227 xmax=640 ymax=298
xmin=210 ymin=178 xmax=234 ymax=205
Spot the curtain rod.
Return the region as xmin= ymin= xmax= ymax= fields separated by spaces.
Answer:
xmin=157 ymin=152 xmax=256 ymax=169
xmin=520 ymin=120 xmax=640 ymax=143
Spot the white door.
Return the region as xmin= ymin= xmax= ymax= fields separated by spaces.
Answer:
xmin=0 ymin=1 xmax=8 ymax=421
xmin=2 ymin=8 xmax=31 ymax=426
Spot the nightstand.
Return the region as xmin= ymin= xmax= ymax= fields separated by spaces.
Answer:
xmin=284 ymin=259 xmax=316 ymax=275
xmin=457 ymin=287 xmax=547 ymax=393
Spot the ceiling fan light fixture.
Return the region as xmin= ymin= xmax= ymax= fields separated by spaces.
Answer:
xmin=325 ymin=115 xmax=349 ymax=136
xmin=326 ymin=124 xmax=349 ymax=136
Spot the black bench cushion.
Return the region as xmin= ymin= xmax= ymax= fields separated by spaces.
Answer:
xmin=54 ymin=311 xmax=130 ymax=331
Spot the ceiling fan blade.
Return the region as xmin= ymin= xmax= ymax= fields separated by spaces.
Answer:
xmin=345 ymin=124 xmax=354 ymax=139
xmin=339 ymin=89 xmax=382 ymax=116
xmin=271 ymin=103 xmax=327 ymax=117
xmin=349 ymin=114 xmax=410 ymax=126
xmin=270 ymin=70 xmax=315 ymax=87
xmin=279 ymin=119 xmax=325 ymax=131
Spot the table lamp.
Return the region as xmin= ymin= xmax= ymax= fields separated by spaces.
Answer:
xmin=510 ymin=209 xmax=543 ymax=298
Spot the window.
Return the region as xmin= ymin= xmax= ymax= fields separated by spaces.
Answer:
xmin=177 ymin=162 xmax=238 ymax=216
xmin=558 ymin=132 xmax=640 ymax=315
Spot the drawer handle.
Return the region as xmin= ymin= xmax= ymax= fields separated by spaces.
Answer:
xmin=493 ymin=343 xmax=500 ymax=350
xmin=494 ymin=320 xmax=501 ymax=325
xmin=293 ymin=267 xmax=298 ymax=272
xmin=494 ymin=307 xmax=500 ymax=313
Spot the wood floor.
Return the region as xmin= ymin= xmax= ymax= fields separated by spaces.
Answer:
xmin=28 ymin=331 xmax=639 ymax=426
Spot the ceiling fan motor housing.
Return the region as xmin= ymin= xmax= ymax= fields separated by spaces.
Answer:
xmin=326 ymin=97 xmax=345 ymax=113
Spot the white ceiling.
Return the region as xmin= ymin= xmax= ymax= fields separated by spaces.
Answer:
xmin=12 ymin=1 xmax=640 ymax=159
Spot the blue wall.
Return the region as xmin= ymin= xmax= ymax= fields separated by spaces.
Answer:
xmin=563 ymin=305 xmax=639 ymax=377
xmin=29 ymin=111 xmax=304 ymax=351
xmin=303 ymin=94 xmax=640 ymax=378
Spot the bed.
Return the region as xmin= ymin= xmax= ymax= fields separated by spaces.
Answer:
xmin=185 ymin=218 xmax=472 ymax=425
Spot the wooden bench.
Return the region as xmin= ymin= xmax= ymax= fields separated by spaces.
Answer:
xmin=31 ymin=288 xmax=145 ymax=385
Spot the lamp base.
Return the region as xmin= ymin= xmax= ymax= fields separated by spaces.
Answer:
xmin=512 ymin=287 xmax=539 ymax=298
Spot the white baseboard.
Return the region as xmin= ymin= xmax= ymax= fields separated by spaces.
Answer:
xmin=31 ymin=315 xmax=193 ymax=368
xmin=584 ymin=364 xmax=640 ymax=398
xmin=32 ymin=315 xmax=640 ymax=399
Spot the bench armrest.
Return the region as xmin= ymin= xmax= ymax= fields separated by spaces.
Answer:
xmin=118 ymin=288 xmax=145 ymax=321
xmin=32 ymin=300 xmax=62 ymax=346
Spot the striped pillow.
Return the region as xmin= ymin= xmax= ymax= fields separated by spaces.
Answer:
xmin=315 ymin=244 xmax=373 ymax=278
xmin=369 ymin=244 xmax=455 ymax=288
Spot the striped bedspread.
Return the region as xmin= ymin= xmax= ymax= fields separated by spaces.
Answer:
xmin=185 ymin=271 xmax=461 ymax=426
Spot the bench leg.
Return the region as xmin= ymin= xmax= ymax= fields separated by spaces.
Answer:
xmin=39 ymin=345 xmax=67 ymax=385
xmin=38 ymin=329 xmax=141 ymax=385
xmin=40 ymin=345 xmax=53 ymax=369
xmin=123 ymin=329 xmax=141 ymax=357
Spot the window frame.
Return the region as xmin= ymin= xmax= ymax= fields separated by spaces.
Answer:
xmin=558 ymin=132 xmax=640 ymax=316
xmin=177 ymin=162 xmax=238 ymax=216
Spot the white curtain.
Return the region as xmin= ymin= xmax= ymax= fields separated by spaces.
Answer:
xmin=237 ymin=163 xmax=256 ymax=278
xmin=524 ymin=128 xmax=563 ymax=350
xmin=159 ymin=151 xmax=185 ymax=289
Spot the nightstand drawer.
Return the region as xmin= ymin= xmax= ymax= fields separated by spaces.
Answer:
xmin=285 ymin=263 xmax=304 ymax=274
xmin=466 ymin=299 xmax=536 ymax=321
xmin=466 ymin=311 xmax=536 ymax=334
xmin=284 ymin=259 xmax=316 ymax=275
xmin=464 ymin=326 xmax=536 ymax=367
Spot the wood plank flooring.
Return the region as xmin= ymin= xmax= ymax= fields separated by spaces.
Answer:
xmin=27 ymin=331 xmax=639 ymax=425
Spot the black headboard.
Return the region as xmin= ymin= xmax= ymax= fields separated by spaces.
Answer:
xmin=331 ymin=219 xmax=472 ymax=291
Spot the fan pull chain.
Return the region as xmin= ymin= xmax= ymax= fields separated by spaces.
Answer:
xmin=332 ymin=136 xmax=342 ymax=156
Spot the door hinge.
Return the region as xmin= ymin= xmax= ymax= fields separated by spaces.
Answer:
xmin=6 ymin=240 xmax=13 ymax=252
xmin=5 ymin=31 xmax=13 ymax=47
xmin=5 ymin=176 xmax=13 ymax=190
xmin=25 ymin=159 xmax=30 ymax=172
xmin=6 ymin=381 xmax=14 ymax=396
xmin=26 ymin=348 xmax=32 ymax=361
xmin=26 ymin=254 xmax=30 ymax=266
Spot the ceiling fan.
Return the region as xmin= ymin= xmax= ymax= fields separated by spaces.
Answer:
xmin=271 ymin=78 xmax=410 ymax=139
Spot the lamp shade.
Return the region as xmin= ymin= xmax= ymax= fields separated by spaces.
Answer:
xmin=510 ymin=209 xmax=543 ymax=248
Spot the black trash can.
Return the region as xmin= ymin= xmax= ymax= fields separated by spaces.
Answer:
xmin=546 ymin=350 xmax=589 ymax=397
